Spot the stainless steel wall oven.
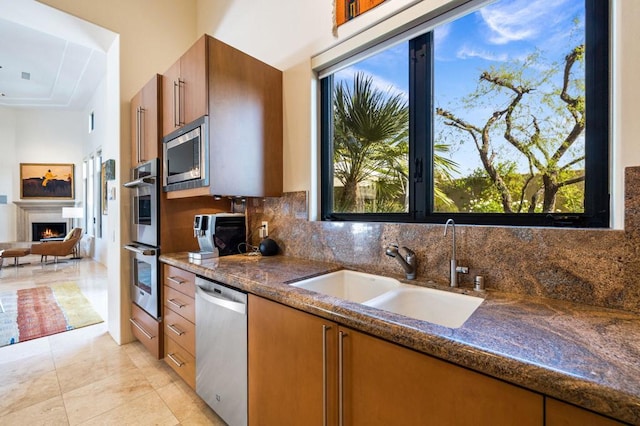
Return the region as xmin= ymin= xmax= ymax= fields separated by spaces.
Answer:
xmin=124 ymin=159 xmax=161 ymax=320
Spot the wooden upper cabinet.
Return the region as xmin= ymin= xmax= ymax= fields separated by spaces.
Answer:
xmin=162 ymin=36 xmax=208 ymax=137
xmin=208 ymin=38 xmax=283 ymax=197
xmin=162 ymin=35 xmax=283 ymax=199
xmin=130 ymin=74 xmax=161 ymax=165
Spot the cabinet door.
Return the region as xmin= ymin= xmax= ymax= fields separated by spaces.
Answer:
xmin=162 ymin=60 xmax=181 ymax=137
xmin=248 ymin=295 xmax=337 ymax=426
xmin=139 ymin=75 xmax=160 ymax=162
xmin=180 ymin=35 xmax=208 ymax=125
xmin=340 ymin=326 xmax=543 ymax=425
xmin=130 ymin=90 xmax=143 ymax=165
xmin=546 ymin=398 xmax=624 ymax=426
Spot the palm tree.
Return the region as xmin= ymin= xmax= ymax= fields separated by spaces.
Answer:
xmin=332 ymin=72 xmax=458 ymax=213
xmin=333 ymin=72 xmax=409 ymax=212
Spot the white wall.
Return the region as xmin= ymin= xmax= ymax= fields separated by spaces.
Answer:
xmin=0 ymin=108 xmax=17 ymax=241
xmin=0 ymin=107 xmax=85 ymax=241
xmin=83 ymin=74 xmax=109 ymax=265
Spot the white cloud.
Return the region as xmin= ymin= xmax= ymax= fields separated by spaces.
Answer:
xmin=479 ymin=0 xmax=578 ymax=45
xmin=456 ymin=45 xmax=509 ymax=62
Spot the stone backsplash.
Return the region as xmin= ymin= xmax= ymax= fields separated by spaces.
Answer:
xmin=247 ymin=167 xmax=640 ymax=314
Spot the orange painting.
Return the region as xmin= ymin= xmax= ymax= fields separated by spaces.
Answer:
xmin=335 ymin=0 xmax=387 ymax=27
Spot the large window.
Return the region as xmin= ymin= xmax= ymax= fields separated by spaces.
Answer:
xmin=321 ymin=0 xmax=609 ymax=227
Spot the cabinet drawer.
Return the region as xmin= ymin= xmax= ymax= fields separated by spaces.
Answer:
xmin=164 ymin=264 xmax=196 ymax=297
xmin=130 ymin=303 xmax=162 ymax=359
xmin=164 ymin=307 xmax=195 ymax=355
xmin=165 ymin=336 xmax=196 ymax=389
xmin=164 ymin=285 xmax=195 ymax=323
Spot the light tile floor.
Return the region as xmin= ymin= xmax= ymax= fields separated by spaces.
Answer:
xmin=0 ymin=254 xmax=225 ymax=425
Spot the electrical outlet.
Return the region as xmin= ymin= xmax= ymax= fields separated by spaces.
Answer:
xmin=261 ymin=221 xmax=269 ymax=238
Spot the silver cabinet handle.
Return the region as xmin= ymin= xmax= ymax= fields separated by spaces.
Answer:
xmin=173 ymin=80 xmax=180 ymax=127
xmin=139 ymin=106 xmax=146 ymax=161
xmin=167 ymin=276 xmax=185 ymax=286
xmin=167 ymin=323 xmax=185 ymax=336
xmin=339 ymin=330 xmax=346 ymax=426
xmin=129 ymin=318 xmax=154 ymax=340
xmin=178 ymin=78 xmax=184 ymax=126
xmin=322 ymin=324 xmax=331 ymax=426
xmin=167 ymin=352 xmax=184 ymax=367
xmin=136 ymin=106 xmax=142 ymax=163
xmin=167 ymin=298 xmax=186 ymax=309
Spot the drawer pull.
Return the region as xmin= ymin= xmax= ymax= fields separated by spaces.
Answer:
xmin=129 ymin=318 xmax=155 ymax=340
xmin=167 ymin=298 xmax=186 ymax=309
xmin=167 ymin=276 xmax=186 ymax=286
xmin=167 ymin=323 xmax=185 ymax=336
xmin=167 ymin=352 xmax=185 ymax=367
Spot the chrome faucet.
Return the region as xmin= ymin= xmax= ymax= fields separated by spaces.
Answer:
xmin=385 ymin=244 xmax=417 ymax=280
xmin=443 ymin=219 xmax=468 ymax=287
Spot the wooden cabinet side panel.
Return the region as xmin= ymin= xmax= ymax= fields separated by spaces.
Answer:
xmin=248 ymin=295 xmax=337 ymax=426
xmin=181 ymin=35 xmax=208 ymax=124
xmin=546 ymin=398 xmax=625 ymax=426
xmin=159 ymin=196 xmax=232 ymax=253
xmin=342 ymin=327 xmax=543 ymax=426
xmin=208 ymin=39 xmax=283 ymax=197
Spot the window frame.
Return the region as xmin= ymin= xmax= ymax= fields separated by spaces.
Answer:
xmin=320 ymin=0 xmax=609 ymax=227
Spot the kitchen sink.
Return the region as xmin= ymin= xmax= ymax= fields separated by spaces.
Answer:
xmin=363 ymin=286 xmax=483 ymax=328
xmin=290 ymin=270 xmax=401 ymax=303
xmin=291 ymin=270 xmax=483 ymax=328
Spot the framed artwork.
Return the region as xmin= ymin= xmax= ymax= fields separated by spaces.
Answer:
xmin=20 ymin=163 xmax=74 ymax=199
xmin=101 ymin=161 xmax=108 ymax=215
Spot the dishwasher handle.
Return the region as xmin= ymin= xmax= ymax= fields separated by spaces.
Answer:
xmin=196 ymin=285 xmax=246 ymax=315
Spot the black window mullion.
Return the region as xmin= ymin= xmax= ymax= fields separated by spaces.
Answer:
xmin=320 ymin=75 xmax=334 ymax=220
xmin=410 ymin=33 xmax=433 ymax=221
xmin=583 ymin=0 xmax=610 ymax=227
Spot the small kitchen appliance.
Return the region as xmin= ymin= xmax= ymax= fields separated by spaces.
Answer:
xmin=190 ymin=213 xmax=246 ymax=259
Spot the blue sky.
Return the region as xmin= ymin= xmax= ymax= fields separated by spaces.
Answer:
xmin=334 ymin=0 xmax=585 ymax=176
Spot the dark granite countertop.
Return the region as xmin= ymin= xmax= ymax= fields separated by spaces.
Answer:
xmin=160 ymin=253 xmax=640 ymax=424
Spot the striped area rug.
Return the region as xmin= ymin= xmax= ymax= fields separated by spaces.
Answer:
xmin=0 ymin=282 xmax=103 ymax=347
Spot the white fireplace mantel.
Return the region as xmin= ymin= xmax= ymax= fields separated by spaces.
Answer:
xmin=14 ymin=200 xmax=77 ymax=241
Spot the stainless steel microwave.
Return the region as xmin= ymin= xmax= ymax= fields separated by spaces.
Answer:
xmin=163 ymin=115 xmax=209 ymax=192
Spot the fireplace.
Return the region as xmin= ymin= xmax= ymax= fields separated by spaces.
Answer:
xmin=32 ymin=222 xmax=67 ymax=241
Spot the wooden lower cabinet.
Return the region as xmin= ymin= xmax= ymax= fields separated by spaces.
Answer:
xmin=248 ymin=295 xmax=543 ymax=425
xmin=249 ymin=295 xmax=338 ymax=425
xmin=163 ymin=264 xmax=196 ymax=388
xmin=130 ymin=303 xmax=162 ymax=359
xmin=545 ymin=398 xmax=625 ymax=426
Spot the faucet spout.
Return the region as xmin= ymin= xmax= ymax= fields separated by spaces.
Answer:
xmin=444 ymin=219 xmax=467 ymax=287
xmin=385 ymin=244 xmax=417 ymax=280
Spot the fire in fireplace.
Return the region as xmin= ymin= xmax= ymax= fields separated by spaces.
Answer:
xmin=32 ymin=222 xmax=67 ymax=241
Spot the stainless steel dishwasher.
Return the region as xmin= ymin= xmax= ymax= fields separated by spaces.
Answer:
xmin=195 ymin=276 xmax=247 ymax=426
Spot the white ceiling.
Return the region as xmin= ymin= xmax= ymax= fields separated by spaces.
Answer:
xmin=0 ymin=1 xmax=112 ymax=110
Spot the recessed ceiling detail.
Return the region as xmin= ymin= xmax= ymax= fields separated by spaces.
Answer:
xmin=0 ymin=17 xmax=107 ymax=110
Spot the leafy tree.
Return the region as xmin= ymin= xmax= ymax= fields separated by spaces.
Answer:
xmin=436 ymin=45 xmax=586 ymax=213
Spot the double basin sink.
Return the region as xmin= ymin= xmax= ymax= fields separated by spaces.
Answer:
xmin=291 ymin=270 xmax=483 ymax=328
